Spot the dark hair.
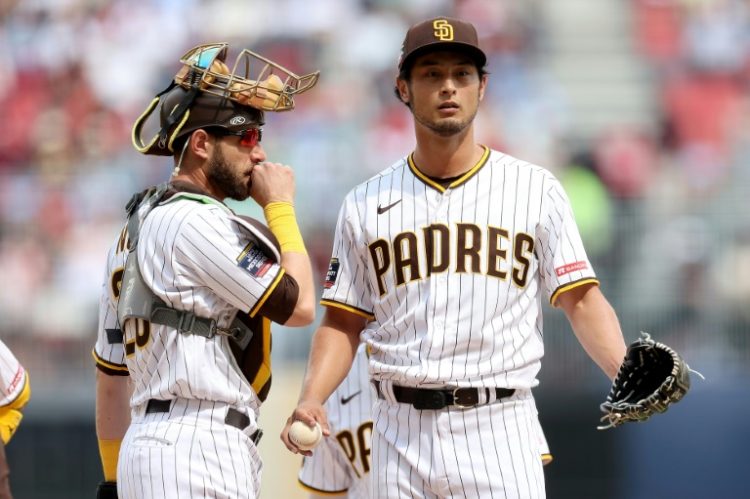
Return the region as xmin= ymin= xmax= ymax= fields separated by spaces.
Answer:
xmin=392 ymin=50 xmax=488 ymax=107
xmin=172 ymin=134 xmax=189 ymax=155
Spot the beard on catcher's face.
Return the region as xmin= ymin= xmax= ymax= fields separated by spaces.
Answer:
xmin=206 ymin=145 xmax=251 ymax=201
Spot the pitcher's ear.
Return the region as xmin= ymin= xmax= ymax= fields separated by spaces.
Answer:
xmin=396 ymin=78 xmax=410 ymax=104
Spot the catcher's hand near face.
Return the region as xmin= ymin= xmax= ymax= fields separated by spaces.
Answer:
xmin=598 ymin=332 xmax=702 ymax=430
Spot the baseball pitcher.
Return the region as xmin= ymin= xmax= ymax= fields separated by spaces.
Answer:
xmin=283 ymin=17 xmax=627 ymax=498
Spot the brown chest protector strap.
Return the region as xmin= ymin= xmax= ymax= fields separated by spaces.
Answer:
xmin=117 ymin=185 xmax=253 ymax=350
xmin=230 ymin=314 xmax=272 ymax=402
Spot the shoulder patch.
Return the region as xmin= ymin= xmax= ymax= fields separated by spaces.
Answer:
xmin=555 ymin=261 xmax=588 ymax=277
xmin=237 ymin=241 xmax=273 ymax=277
xmin=5 ymin=366 xmax=23 ymax=395
xmin=324 ymin=258 xmax=340 ymax=289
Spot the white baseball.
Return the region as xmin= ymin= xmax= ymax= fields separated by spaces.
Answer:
xmin=289 ymin=420 xmax=322 ymax=451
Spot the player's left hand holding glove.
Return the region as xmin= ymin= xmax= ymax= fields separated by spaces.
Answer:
xmin=598 ymin=332 xmax=700 ymax=430
xmin=96 ymin=481 xmax=117 ymax=499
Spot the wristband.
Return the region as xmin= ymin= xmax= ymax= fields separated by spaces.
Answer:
xmin=263 ymin=201 xmax=307 ymax=254
xmin=98 ymin=438 xmax=121 ymax=481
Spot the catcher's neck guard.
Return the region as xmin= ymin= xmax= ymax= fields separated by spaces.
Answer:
xmin=132 ymin=42 xmax=320 ymax=156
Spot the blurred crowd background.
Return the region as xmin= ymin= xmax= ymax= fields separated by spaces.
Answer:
xmin=1 ymin=0 xmax=748 ymax=497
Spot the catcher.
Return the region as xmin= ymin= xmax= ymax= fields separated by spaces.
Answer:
xmin=93 ymin=42 xmax=318 ymax=499
xmin=598 ymin=332 xmax=698 ymax=430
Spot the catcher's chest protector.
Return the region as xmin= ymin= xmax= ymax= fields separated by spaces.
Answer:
xmin=116 ymin=184 xmax=276 ymax=400
xmin=116 ymin=184 xmax=254 ymax=348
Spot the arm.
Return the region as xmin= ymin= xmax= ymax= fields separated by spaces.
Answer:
xmin=276 ymin=250 xmax=315 ymax=327
xmin=557 ymin=284 xmax=627 ymax=380
xmin=251 ymin=162 xmax=315 ymax=326
xmin=299 ymin=307 xmax=364 ymax=405
xmin=281 ymin=307 xmax=365 ymax=455
xmin=95 ymin=371 xmax=131 ymax=484
xmin=0 ymin=439 xmax=11 ymax=499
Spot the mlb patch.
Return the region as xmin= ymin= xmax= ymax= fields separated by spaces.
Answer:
xmin=237 ymin=241 xmax=272 ymax=277
xmin=324 ymin=258 xmax=340 ymax=289
xmin=555 ymin=261 xmax=588 ymax=277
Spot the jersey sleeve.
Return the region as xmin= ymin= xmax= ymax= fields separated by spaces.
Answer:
xmin=167 ymin=206 xmax=285 ymax=317
xmin=0 ymin=339 xmax=27 ymax=407
xmin=537 ymin=175 xmax=599 ymax=305
xmin=320 ymin=192 xmax=375 ymax=319
xmin=93 ymin=236 xmax=129 ymax=376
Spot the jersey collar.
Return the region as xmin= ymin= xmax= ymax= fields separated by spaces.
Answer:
xmin=407 ymin=145 xmax=490 ymax=193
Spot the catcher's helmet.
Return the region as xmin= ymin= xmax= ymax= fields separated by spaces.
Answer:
xmin=132 ymin=86 xmax=265 ymax=156
xmin=132 ymin=42 xmax=320 ymax=156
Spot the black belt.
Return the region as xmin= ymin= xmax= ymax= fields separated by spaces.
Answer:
xmin=145 ymin=399 xmax=262 ymax=445
xmin=374 ymin=382 xmax=515 ymax=410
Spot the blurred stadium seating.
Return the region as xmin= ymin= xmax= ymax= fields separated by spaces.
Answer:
xmin=1 ymin=0 xmax=748 ymax=497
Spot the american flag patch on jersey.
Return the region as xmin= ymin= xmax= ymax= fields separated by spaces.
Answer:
xmin=237 ymin=241 xmax=272 ymax=277
xmin=555 ymin=261 xmax=588 ymax=276
xmin=324 ymin=258 xmax=340 ymax=289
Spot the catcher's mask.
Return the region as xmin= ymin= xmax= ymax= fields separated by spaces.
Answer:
xmin=132 ymin=42 xmax=320 ymax=156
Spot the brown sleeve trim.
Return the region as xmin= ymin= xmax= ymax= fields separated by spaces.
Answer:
xmin=320 ymin=299 xmax=375 ymax=320
xmin=92 ymin=350 xmax=129 ymax=376
xmin=249 ymin=268 xmax=286 ymax=318
xmin=254 ymin=271 xmax=299 ymax=324
xmin=550 ymin=278 xmax=599 ymax=307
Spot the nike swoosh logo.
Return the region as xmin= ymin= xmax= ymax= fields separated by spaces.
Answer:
xmin=377 ymin=200 xmax=401 ymax=214
xmin=340 ymin=390 xmax=362 ymax=405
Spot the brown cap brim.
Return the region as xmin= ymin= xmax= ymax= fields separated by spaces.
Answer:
xmin=399 ymin=43 xmax=486 ymax=71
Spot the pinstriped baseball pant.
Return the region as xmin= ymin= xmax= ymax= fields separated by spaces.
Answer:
xmin=118 ymin=398 xmax=262 ymax=499
xmin=370 ymin=388 xmax=546 ymax=498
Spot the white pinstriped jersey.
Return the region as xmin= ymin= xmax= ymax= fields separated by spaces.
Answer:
xmin=93 ymin=193 xmax=284 ymax=419
xmin=298 ymin=343 xmax=375 ymax=498
xmin=0 ymin=339 xmax=26 ymax=407
xmin=321 ymin=147 xmax=597 ymax=390
xmin=298 ymin=345 xmax=552 ymax=499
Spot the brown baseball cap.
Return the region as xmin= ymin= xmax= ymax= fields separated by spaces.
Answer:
xmin=398 ymin=17 xmax=487 ymax=71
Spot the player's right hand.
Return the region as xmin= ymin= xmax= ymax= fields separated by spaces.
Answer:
xmin=280 ymin=400 xmax=329 ymax=456
xmin=249 ymin=161 xmax=296 ymax=207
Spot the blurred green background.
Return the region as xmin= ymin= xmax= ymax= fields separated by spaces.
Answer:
xmin=1 ymin=0 xmax=749 ymax=497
